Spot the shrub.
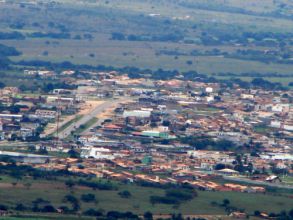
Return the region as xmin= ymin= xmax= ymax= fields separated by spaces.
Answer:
xmin=118 ymin=190 xmax=131 ymax=198
xmin=165 ymin=189 xmax=194 ymax=201
xmin=83 ymin=208 xmax=103 ymax=216
xmin=81 ymin=193 xmax=96 ymax=203
xmin=150 ymin=196 xmax=179 ymax=205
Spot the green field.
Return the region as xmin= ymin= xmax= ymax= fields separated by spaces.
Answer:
xmin=0 ymin=175 xmax=292 ymax=216
xmin=0 ymin=0 xmax=292 ymax=86
xmin=0 ymin=216 xmax=93 ymax=220
xmin=4 ymin=38 xmax=293 ymax=75
xmin=282 ymin=176 xmax=293 ymax=185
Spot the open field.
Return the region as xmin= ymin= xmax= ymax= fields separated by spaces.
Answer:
xmin=3 ymin=38 xmax=293 ymax=76
xmin=1 ymin=215 xmax=94 ymax=220
xmin=0 ymin=0 xmax=292 ymax=86
xmin=0 ymin=175 xmax=292 ymax=216
xmin=282 ymin=176 xmax=293 ymax=185
xmin=37 ymin=0 xmax=293 ymax=33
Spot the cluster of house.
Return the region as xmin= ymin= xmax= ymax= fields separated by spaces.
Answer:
xmin=74 ymin=75 xmax=292 ymax=187
xmin=0 ymin=85 xmax=79 ymax=140
xmin=24 ymin=69 xmax=75 ymax=78
xmin=29 ymin=156 xmax=265 ymax=193
xmin=0 ymin=69 xmax=292 ymax=192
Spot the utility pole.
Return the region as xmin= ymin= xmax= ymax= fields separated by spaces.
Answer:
xmin=56 ymin=98 xmax=62 ymax=150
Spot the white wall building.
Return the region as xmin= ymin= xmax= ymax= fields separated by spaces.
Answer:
xmin=205 ymin=87 xmax=213 ymax=93
xmin=270 ymin=120 xmax=281 ymax=128
xmin=81 ymin=147 xmax=115 ymax=160
xmin=123 ymin=110 xmax=151 ymax=118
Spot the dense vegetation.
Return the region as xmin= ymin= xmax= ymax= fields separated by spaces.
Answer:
xmin=0 ymin=44 xmax=21 ymax=69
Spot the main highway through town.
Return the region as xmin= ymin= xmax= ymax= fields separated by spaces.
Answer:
xmin=58 ymin=96 xmax=133 ymax=139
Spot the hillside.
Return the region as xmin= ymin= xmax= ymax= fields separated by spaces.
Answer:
xmin=0 ymin=0 xmax=292 ymax=85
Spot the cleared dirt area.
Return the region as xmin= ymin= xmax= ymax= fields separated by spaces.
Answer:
xmin=79 ymin=100 xmax=105 ymax=115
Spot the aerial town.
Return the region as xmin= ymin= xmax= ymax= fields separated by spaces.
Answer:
xmin=1 ymin=0 xmax=293 ymax=219
xmin=1 ymin=69 xmax=292 ymax=195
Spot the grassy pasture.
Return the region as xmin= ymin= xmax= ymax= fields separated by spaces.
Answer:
xmin=3 ymin=38 xmax=293 ymax=78
xmin=0 ymin=0 xmax=292 ymax=87
xmin=0 ymin=175 xmax=292 ymax=215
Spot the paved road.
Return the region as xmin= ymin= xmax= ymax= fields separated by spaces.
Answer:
xmin=0 ymin=141 xmax=38 ymax=147
xmin=223 ymin=176 xmax=293 ymax=189
xmin=59 ymin=97 xmax=132 ymax=139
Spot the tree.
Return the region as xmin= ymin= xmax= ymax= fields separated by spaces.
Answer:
xmin=107 ymin=211 xmax=139 ymax=219
xmin=150 ymin=196 xmax=179 ymax=205
xmin=42 ymin=205 xmax=56 ymax=213
xmin=63 ymin=194 xmax=80 ymax=211
xmin=0 ymin=43 xmax=22 ymax=55
xmin=111 ymin=32 xmax=125 ymax=40
xmin=186 ymin=60 xmax=193 ymax=65
xmin=118 ymin=190 xmax=131 ymax=198
xmin=32 ymin=198 xmax=51 ymax=212
xmin=165 ymin=189 xmax=195 ymax=201
xmin=0 ymin=204 xmax=8 ymax=211
xmin=215 ymin=163 xmax=225 ymax=170
xmin=0 ymin=81 xmax=5 ymax=89
xmin=43 ymin=83 xmax=55 ymax=93
xmin=81 ymin=193 xmax=96 ymax=203
xmin=23 ymin=182 xmax=32 ymax=189
xmin=234 ymin=154 xmax=245 ymax=173
xmin=144 ymin=211 xmax=153 ymax=220
xmin=28 ymin=145 xmax=36 ymax=152
xmin=79 ymin=124 xmax=86 ymax=130
xmin=171 ymin=213 xmax=184 ymax=220
xmin=18 ymin=84 xmax=28 ymax=92
xmin=58 ymin=206 xmax=70 ymax=214
xmin=222 ymin=199 xmax=230 ymax=207
xmin=74 ymin=35 xmax=82 ymax=40
xmin=0 ymin=56 xmax=11 ymax=70
xmin=247 ymin=162 xmax=254 ymax=174
xmin=15 ymin=203 xmax=26 ymax=211
xmin=83 ymin=208 xmax=103 ymax=216
xmin=254 ymin=210 xmax=261 ymax=216
xmin=162 ymin=120 xmax=170 ymax=127
xmin=10 ymin=169 xmax=22 ymax=179
xmin=68 ymin=149 xmax=80 ymax=158
xmin=10 ymin=105 xmax=20 ymax=114
xmin=65 ymin=180 xmax=75 ymax=189
xmin=38 ymin=147 xmax=48 ymax=155
xmin=150 ymin=121 xmax=157 ymax=128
